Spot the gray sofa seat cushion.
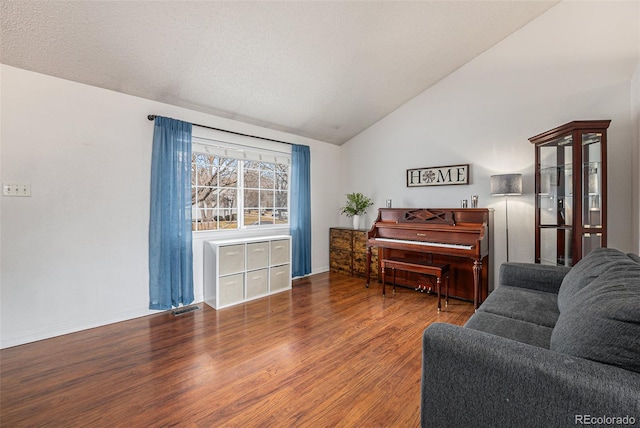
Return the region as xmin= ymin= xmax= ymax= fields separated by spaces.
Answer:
xmin=477 ymin=285 xmax=559 ymax=328
xmin=557 ymin=247 xmax=637 ymax=311
xmin=465 ymin=311 xmax=554 ymax=348
xmin=551 ymin=263 xmax=640 ymax=373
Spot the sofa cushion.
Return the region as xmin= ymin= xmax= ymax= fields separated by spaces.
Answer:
xmin=550 ymin=264 xmax=640 ymax=373
xmin=628 ymin=253 xmax=640 ymax=264
xmin=557 ymin=248 xmax=635 ymax=312
xmin=477 ymin=285 xmax=559 ymax=328
xmin=465 ymin=311 xmax=554 ymax=348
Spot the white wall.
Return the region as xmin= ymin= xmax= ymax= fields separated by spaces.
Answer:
xmin=0 ymin=65 xmax=341 ymax=348
xmin=340 ymin=1 xmax=640 ymax=283
xmin=633 ymin=3 xmax=640 ymax=253
xmin=633 ymin=62 xmax=640 ymax=253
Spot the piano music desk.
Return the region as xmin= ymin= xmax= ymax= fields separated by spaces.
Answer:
xmin=381 ymin=257 xmax=450 ymax=312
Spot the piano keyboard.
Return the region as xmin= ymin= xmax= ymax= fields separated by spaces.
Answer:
xmin=375 ymin=238 xmax=473 ymax=250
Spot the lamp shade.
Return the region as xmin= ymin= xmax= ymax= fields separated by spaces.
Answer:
xmin=491 ymin=174 xmax=522 ymax=196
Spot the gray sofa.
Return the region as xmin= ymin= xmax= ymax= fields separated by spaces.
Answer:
xmin=421 ymin=247 xmax=640 ymax=428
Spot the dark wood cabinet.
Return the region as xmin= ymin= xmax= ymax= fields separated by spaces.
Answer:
xmin=330 ymin=228 xmax=378 ymax=279
xmin=529 ymin=120 xmax=610 ymax=266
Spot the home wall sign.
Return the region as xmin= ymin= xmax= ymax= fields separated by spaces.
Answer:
xmin=406 ymin=164 xmax=469 ymax=187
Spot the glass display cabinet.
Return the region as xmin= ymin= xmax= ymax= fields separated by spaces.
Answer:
xmin=529 ymin=120 xmax=610 ymax=266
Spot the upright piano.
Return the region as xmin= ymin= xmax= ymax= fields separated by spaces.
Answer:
xmin=366 ymin=208 xmax=492 ymax=309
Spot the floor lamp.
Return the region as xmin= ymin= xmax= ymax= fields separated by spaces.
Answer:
xmin=491 ymin=174 xmax=522 ymax=262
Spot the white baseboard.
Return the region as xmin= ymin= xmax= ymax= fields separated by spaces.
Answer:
xmin=0 ymin=301 xmax=200 ymax=349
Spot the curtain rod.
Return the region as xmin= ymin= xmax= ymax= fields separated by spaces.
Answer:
xmin=147 ymin=115 xmax=292 ymax=146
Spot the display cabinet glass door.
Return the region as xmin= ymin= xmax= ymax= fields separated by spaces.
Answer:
xmin=581 ymin=132 xmax=605 ymax=257
xmin=538 ymin=136 xmax=573 ymax=266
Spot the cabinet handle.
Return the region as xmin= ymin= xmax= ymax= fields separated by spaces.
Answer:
xmin=225 ymin=251 xmax=239 ymax=256
xmin=274 ymin=245 xmax=283 ymax=249
xmin=253 ymin=248 xmax=265 ymax=252
xmin=416 ymin=233 xmax=426 ymax=237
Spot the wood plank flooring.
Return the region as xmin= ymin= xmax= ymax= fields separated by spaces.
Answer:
xmin=0 ymin=272 xmax=474 ymax=427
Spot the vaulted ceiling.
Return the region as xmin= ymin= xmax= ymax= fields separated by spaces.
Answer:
xmin=0 ymin=1 xmax=558 ymax=145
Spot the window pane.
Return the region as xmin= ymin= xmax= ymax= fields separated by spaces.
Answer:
xmin=244 ymin=189 xmax=259 ymax=207
xmin=193 ymin=187 xmax=217 ymax=209
xmin=275 ymin=171 xmax=288 ymax=191
xmin=218 ymin=158 xmax=238 ymax=188
xmin=219 ymin=209 xmax=238 ymax=229
xmin=273 ymin=208 xmax=288 ymax=224
xmin=245 ymin=160 xmax=261 ymax=170
xmin=260 ymin=170 xmax=275 ymax=188
xmin=261 ymin=161 xmax=275 ymax=170
xmin=244 ymin=169 xmax=259 ymax=189
xmin=258 ymin=210 xmax=275 ymax=225
xmin=219 ymin=188 xmax=237 ymax=208
xmin=193 ymin=209 xmax=218 ymax=231
xmin=261 ymin=190 xmax=274 ymax=208
xmin=275 ymin=191 xmax=287 ymax=208
xmin=243 ymin=208 xmax=260 ymax=226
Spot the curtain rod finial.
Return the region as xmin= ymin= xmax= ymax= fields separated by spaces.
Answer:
xmin=147 ymin=115 xmax=156 ymax=121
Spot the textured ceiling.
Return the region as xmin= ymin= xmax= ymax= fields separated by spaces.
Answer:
xmin=0 ymin=1 xmax=557 ymax=145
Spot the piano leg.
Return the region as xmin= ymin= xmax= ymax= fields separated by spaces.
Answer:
xmin=473 ymin=260 xmax=482 ymax=310
xmin=392 ymin=267 xmax=396 ymax=294
xmin=381 ymin=263 xmax=386 ymax=296
xmin=366 ymin=246 xmax=372 ymax=288
xmin=445 ymin=272 xmax=449 ymax=308
xmin=437 ymin=277 xmax=442 ymax=312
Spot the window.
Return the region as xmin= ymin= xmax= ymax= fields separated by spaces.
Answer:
xmin=242 ymin=161 xmax=289 ymax=227
xmin=191 ymin=137 xmax=290 ymax=232
xmin=192 ymin=153 xmax=239 ymax=230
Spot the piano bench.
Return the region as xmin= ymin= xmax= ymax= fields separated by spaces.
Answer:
xmin=380 ymin=258 xmax=450 ymax=312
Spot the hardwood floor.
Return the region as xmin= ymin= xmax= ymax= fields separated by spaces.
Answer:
xmin=1 ymin=272 xmax=474 ymax=427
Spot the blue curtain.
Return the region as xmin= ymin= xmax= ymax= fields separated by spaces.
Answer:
xmin=290 ymin=144 xmax=312 ymax=277
xmin=149 ymin=117 xmax=194 ymax=310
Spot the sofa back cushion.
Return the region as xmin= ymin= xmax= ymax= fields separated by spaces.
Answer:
xmin=628 ymin=253 xmax=640 ymax=264
xmin=557 ymin=248 xmax=635 ymax=311
xmin=550 ymin=262 xmax=640 ymax=373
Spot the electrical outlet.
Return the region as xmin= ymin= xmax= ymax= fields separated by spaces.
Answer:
xmin=2 ymin=183 xmax=31 ymax=197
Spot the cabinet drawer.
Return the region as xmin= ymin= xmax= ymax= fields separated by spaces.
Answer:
xmin=330 ymin=249 xmax=352 ymax=275
xmin=219 ymin=244 xmax=245 ymax=276
xmin=246 ymin=269 xmax=269 ymax=299
xmin=219 ymin=273 xmax=244 ymax=306
xmin=352 ymin=231 xmax=367 ymax=251
xmin=270 ymin=239 xmax=290 ymax=266
xmin=330 ymin=229 xmax=352 ymax=251
xmin=247 ymin=241 xmax=269 ymax=270
xmin=270 ymin=264 xmax=291 ymax=292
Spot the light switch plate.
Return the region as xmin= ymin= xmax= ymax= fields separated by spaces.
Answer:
xmin=3 ymin=183 xmax=31 ymax=197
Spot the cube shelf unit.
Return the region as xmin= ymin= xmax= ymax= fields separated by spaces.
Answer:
xmin=204 ymin=235 xmax=292 ymax=309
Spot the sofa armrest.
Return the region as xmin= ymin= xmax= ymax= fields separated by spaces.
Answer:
xmin=421 ymin=323 xmax=640 ymax=428
xmin=499 ymin=262 xmax=570 ymax=294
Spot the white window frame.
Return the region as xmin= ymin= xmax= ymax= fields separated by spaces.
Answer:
xmin=191 ymin=127 xmax=291 ymax=237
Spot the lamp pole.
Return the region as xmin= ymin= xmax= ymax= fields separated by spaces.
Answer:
xmin=505 ymin=195 xmax=510 ymax=262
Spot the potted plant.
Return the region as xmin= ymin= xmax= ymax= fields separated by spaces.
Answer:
xmin=340 ymin=192 xmax=374 ymax=229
